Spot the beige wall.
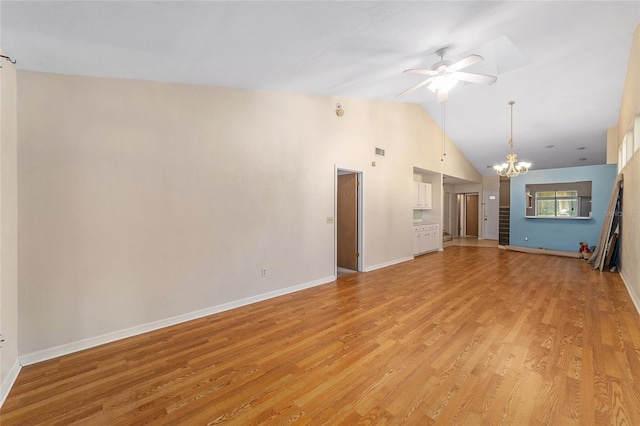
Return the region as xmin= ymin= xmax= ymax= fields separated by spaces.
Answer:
xmin=0 ymin=48 xmax=20 ymax=403
xmin=618 ymin=26 xmax=640 ymax=142
xmin=16 ymin=71 xmax=481 ymax=358
xmin=616 ymin=24 xmax=640 ymax=310
xmin=482 ymin=175 xmax=500 ymax=191
xmin=607 ymin=126 xmax=618 ymax=164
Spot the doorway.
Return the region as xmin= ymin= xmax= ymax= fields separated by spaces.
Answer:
xmin=336 ymin=169 xmax=363 ymax=275
xmin=458 ymin=193 xmax=479 ymax=237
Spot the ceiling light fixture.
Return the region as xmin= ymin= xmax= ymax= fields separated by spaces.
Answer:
xmin=427 ymin=72 xmax=458 ymax=94
xmin=493 ymin=101 xmax=531 ymax=178
xmin=397 ymin=47 xmax=496 ymax=104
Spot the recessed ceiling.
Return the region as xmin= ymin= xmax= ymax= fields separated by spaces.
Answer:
xmin=2 ymin=1 xmax=638 ymax=175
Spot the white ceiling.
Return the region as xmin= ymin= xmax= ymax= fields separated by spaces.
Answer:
xmin=2 ymin=1 xmax=639 ymax=176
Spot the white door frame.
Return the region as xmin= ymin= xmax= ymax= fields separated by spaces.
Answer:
xmin=443 ymin=192 xmax=452 ymax=236
xmin=457 ymin=193 xmax=465 ymax=237
xmin=458 ymin=192 xmax=480 ymax=237
xmin=335 ymin=165 xmax=364 ymax=275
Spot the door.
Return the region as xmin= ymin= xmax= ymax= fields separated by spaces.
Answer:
xmin=465 ymin=194 xmax=479 ymax=237
xmin=483 ymin=191 xmax=499 ymax=240
xmin=337 ymin=173 xmax=358 ymax=270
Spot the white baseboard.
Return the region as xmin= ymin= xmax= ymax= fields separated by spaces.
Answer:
xmin=364 ymin=256 xmax=413 ymax=272
xmin=19 ymin=275 xmax=336 ymax=366
xmin=506 ymin=245 xmax=580 ymax=258
xmin=620 ymin=270 xmax=640 ymax=316
xmin=0 ymin=359 xmax=22 ymax=409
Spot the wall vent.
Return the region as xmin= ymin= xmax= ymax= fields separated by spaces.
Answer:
xmin=375 ymin=147 xmax=385 ymax=156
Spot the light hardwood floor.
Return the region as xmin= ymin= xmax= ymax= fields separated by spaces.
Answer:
xmin=443 ymin=237 xmax=499 ymax=248
xmin=2 ymin=246 xmax=640 ymax=425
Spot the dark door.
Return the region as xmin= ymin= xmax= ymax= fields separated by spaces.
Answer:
xmin=466 ymin=194 xmax=479 ymax=237
xmin=337 ymin=174 xmax=358 ymax=270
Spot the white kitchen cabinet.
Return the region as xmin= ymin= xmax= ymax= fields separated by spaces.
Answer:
xmin=412 ymin=226 xmax=421 ymax=255
xmin=423 ymin=183 xmax=432 ymax=209
xmin=427 ymin=224 xmax=440 ymax=251
xmin=413 ymin=182 xmax=421 ymax=208
xmin=413 ymin=182 xmax=432 ymax=209
xmin=412 ymin=223 xmax=439 ymax=255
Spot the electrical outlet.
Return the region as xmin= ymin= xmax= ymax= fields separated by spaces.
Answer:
xmin=327 ymin=217 xmax=334 ymax=224
xmin=261 ymin=268 xmax=267 ymax=277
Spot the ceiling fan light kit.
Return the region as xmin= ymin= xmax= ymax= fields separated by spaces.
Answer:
xmin=397 ymin=47 xmax=497 ymax=101
xmin=397 ymin=46 xmax=499 ymax=161
xmin=427 ymin=73 xmax=458 ymax=93
xmin=493 ymin=101 xmax=531 ymax=178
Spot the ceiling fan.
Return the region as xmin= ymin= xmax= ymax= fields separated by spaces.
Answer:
xmin=397 ymin=47 xmax=497 ymax=102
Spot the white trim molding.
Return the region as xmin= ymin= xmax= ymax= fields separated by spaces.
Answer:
xmin=364 ymin=256 xmax=413 ymax=272
xmin=19 ymin=275 xmax=336 ymax=366
xmin=620 ymin=270 xmax=640 ymax=316
xmin=0 ymin=359 xmax=22 ymax=409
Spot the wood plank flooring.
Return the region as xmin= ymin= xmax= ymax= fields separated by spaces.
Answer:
xmin=3 ymin=246 xmax=640 ymax=425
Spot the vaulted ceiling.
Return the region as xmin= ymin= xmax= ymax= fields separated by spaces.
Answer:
xmin=2 ymin=1 xmax=638 ymax=175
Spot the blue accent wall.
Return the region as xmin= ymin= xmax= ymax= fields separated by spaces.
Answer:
xmin=509 ymin=164 xmax=617 ymax=252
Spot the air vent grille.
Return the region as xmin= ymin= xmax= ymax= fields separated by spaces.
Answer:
xmin=375 ymin=147 xmax=385 ymax=156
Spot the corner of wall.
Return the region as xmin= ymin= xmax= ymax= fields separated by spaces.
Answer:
xmin=0 ymin=47 xmax=20 ymax=409
xmin=0 ymin=360 xmax=21 ymax=409
xmin=620 ymin=269 xmax=640 ymax=316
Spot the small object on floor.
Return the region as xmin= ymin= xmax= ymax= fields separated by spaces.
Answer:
xmin=579 ymin=241 xmax=591 ymax=259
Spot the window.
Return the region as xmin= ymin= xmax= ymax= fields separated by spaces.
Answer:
xmin=526 ymin=181 xmax=591 ymax=218
xmin=535 ymin=190 xmax=578 ymax=217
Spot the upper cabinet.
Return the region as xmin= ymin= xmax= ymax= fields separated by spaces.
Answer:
xmin=413 ymin=181 xmax=432 ymax=209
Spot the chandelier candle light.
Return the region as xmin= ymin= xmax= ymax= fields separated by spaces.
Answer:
xmin=494 ymin=101 xmax=531 ymax=178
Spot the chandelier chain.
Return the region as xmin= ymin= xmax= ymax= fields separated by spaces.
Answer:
xmin=509 ymin=100 xmax=514 ymax=151
xmin=493 ymin=100 xmax=531 ymax=178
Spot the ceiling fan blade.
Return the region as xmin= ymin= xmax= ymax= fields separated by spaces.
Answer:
xmin=453 ymin=71 xmax=497 ymax=85
xmin=448 ymin=54 xmax=483 ymax=71
xmin=396 ymin=77 xmax=434 ymax=97
xmin=437 ymin=90 xmax=448 ymax=104
xmin=403 ymin=69 xmax=437 ymax=75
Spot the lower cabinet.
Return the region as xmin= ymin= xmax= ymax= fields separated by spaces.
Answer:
xmin=412 ymin=224 xmax=440 ymax=255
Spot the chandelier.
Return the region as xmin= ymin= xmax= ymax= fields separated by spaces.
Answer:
xmin=493 ymin=101 xmax=531 ymax=178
